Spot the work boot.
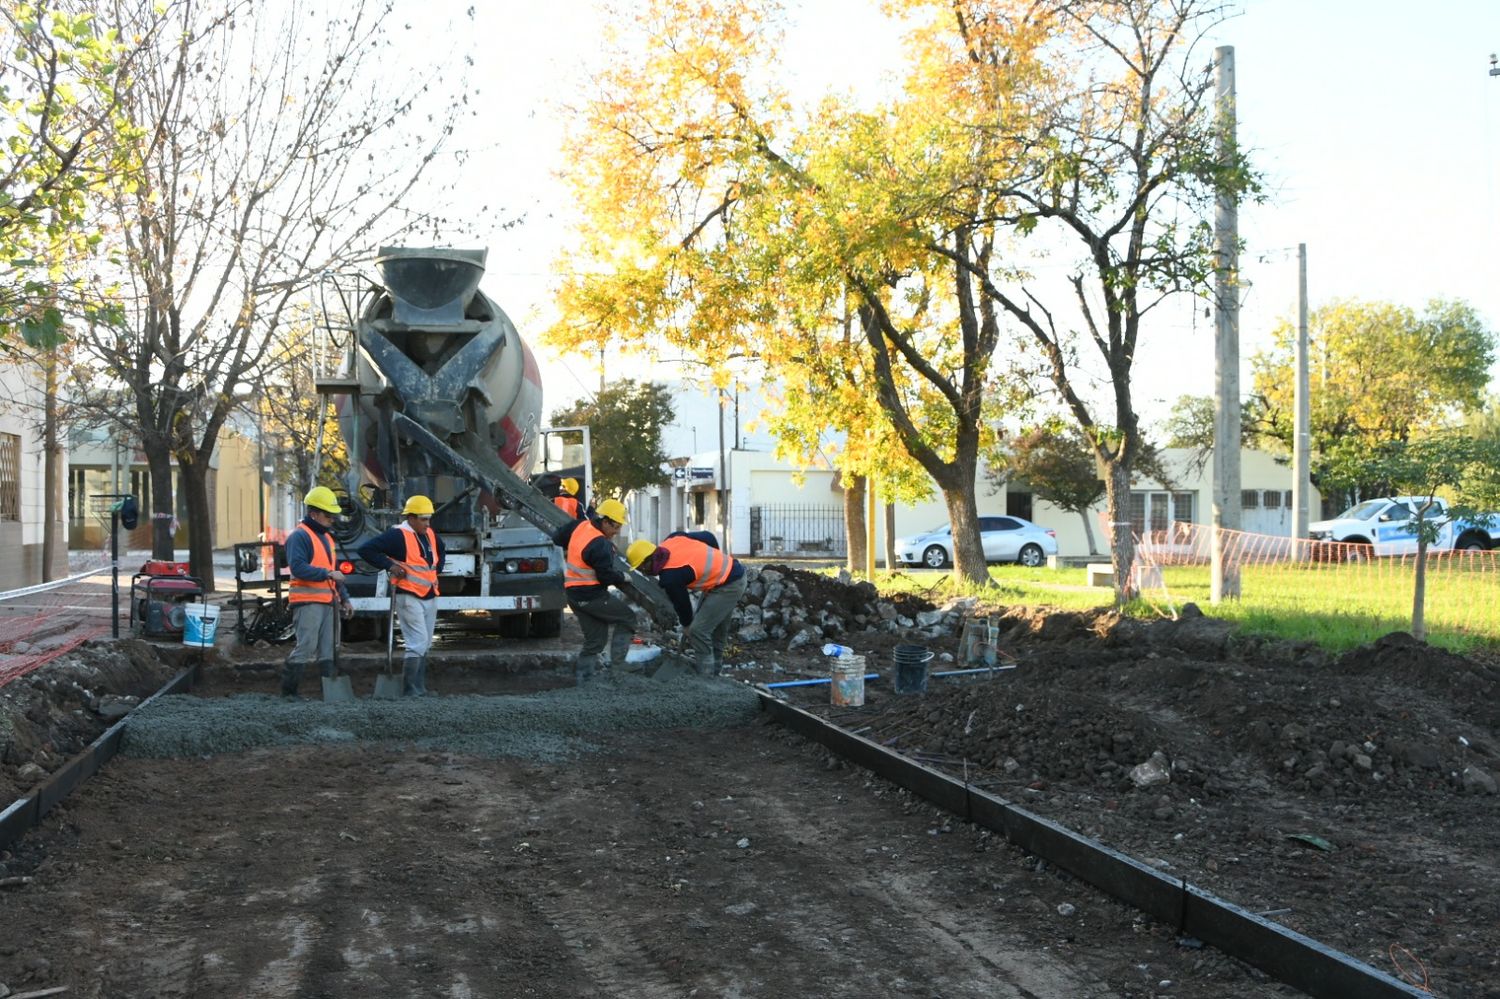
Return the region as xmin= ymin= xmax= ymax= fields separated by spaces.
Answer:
xmin=281 ymin=660 xmax=305 ymax=698
xmin=403 ymin=656 xmax=422 ymax=697
xmin=415 ymin=656 xmax=429 ymax=696
xmin=317 ymin=659 xmax=336 ymax=679
xmin=574 ymin=653 xmax=599 ymax=686
xmin=609 ymin=635 xmax=633 ymax=673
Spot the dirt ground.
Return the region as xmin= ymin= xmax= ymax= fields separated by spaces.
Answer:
xmin=1 ymin=565 xmax=1498 ymax=998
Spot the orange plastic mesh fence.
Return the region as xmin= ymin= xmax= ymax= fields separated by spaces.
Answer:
xmin=0 ymin=548 xmax=116 ymax=688
xmin=1129 ymin=523 xmax=1500 ymax=641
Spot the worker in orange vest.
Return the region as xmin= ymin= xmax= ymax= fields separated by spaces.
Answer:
xmin=356 ymin=495 xmax=446 ymax=696
xmin=627 ymin=530 xmax=745 ymax=677
xmin=282 ymin=486 xmax=353 ymax=698
xmin=553 ymin=477 xmax=584 ymax=520
xmin=552 ymin=498 xmax=636 ymax=684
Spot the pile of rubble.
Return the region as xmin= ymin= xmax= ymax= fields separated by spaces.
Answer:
xmin=730 ymin=565 xmax=962 ymax=649
xmin=0 ymin=640 xmax=180 ymax=803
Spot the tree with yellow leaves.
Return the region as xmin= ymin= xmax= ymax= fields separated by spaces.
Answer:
xmin=548 ymin=0 xmax=1036 ymax=584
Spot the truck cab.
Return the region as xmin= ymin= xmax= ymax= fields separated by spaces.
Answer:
xmin=1307 ymin=495 xmax=1500 ymax=556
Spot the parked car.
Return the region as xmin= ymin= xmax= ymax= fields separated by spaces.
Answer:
xmin=895 ymin=516 xmax=1058 ymax=569
xmin=1309 ymin=495 xmax=1499 ymax=556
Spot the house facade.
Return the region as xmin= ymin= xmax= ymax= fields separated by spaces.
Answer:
xmin=68 ymin=428 xmax=268 ymax=554
xmin=621 ymin=440 xmax=1317 ymax=562
xmin=0 ymin=363 xmax=67 ymax=588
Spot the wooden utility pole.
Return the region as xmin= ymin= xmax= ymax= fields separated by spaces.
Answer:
xmin=1292 ymin=243 xmax=1311 ymax=543
xmin=1211 ymin=45 xmax=1242 ymax=602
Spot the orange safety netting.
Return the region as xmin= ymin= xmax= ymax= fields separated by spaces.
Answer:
xmin=1128 ymin=523 xmax=1500 ymax=641
xmin=0 ymin=548 xmax=118 ymax=688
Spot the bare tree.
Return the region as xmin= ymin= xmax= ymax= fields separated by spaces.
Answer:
xmin=939 ymin=0 xmax=1258 ymax=601
xmin=70 ymin=0 xmax=472 ymax=588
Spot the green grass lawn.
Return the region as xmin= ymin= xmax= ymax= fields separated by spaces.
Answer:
xmin=868 ymin=560 xmax=1500 ymax=653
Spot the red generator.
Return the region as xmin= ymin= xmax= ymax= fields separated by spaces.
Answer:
xmin=131 ymin=561 xmax=204 ymax=638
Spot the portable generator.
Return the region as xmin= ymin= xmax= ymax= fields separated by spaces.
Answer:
xmin=130 ymin=562 xmax=204 ymax=638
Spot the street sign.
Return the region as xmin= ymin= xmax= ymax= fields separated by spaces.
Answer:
xmin=689 ymin=466 xmax=715 ymax=481
xmin=672 ymin=467 xmax=687 ymax=482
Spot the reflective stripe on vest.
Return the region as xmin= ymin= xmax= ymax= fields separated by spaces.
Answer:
xmin=288 ymin=523 xmax=337 ymax=605
xmin=564 ymin=520 xmax=605 ymax=588
xmin=659 ymin=535 xmax=732 ymax=591
xmin=394 ymin=524 xmax=440 ymax=597
xmin=553 ymin=495 xmax=582 ymax=519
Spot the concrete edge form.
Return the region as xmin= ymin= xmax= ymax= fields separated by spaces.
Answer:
xmin=755 ymin=691 xmax=1429 ymax=999
xmin=0 ymin=667 xmax=196 ymax=854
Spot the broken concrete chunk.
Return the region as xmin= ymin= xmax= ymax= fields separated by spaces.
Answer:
xmin=1129 ymin=751 xmax=1172 ymax=788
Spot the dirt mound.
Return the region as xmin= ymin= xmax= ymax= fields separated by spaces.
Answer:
xmin=0 ymin=639 xmax=183 ymax=803
xmin=757 ymin=562 xmax=937 ymax=621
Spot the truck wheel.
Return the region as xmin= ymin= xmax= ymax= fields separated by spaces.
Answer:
xmin=495 ymin=613 xmax=530 ymax=639
xmin=341 ymin=615 xmax=379 ymax=643
xmin=1343 ymin=539 xmax=1373 ymax=563
xmin=1455 ymin=533 xmax=1489 ymax=552
xmin=529 ymin=609 xmax=563 ymax=638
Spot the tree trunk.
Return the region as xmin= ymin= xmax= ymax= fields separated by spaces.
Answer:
xmin=144 ymin=443 xmax=175 ymax=559
xmin=178 ymin=455 xmax=217 ymax=593
xmin=1411 ymin=537 xmax=1428 ymax=642
xmin=41 ymin=351 xmax=61 ymax=581
xmin=1078 ymin=508 xmax=1098 ymax=556
xmin=1104 ymin=460 xmax=1137 ymax=606
xmin=844 ymin=474 xmax=867 ymax=576
xmin=936 ymin=466 xmax=987 ymax=584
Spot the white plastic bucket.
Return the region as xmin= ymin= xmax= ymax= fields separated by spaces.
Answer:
xmin=830 ymin=655 xmax=866 ymax=707
xmin=624 ymin=642 xmax=663 ymax=664
xmin=182 ymin=603 xmax=220 ymax=647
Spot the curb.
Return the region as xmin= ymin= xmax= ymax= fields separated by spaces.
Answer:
xmin=756 ymin=691 xmax=1427 ymax=999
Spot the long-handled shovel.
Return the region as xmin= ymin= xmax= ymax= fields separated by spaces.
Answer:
xmin=321 ymin=607 xmax=355 ymax=703
xmin=373 ymin=581 xmax=403 ymax=699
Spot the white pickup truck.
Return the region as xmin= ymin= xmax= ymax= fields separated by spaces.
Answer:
xmin=1308 ymin=495 xmax=1500 ymax=555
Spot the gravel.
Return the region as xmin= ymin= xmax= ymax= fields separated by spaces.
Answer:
xmin=122 ymin=672 xmax=763 ymax=762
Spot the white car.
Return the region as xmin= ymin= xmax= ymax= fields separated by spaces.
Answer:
xmin=895 ymin=516 xmax=1058 ymax=569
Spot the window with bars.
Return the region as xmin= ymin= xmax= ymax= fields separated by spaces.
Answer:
xmin=1241 ymin=489 xmax=1260 ymax=509
xmin=1262 ymin=490 xmax=1282 ymax=509
xmin=1129 ymin=491 xmax=1196 ymax=537
xmin=0 ymin=433 xmax=19 ymax=521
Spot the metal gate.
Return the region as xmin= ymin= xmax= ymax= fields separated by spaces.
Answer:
xmin=748 ymin=505 xmax=846 ymax=557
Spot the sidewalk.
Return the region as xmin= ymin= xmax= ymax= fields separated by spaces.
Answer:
xmin=67 ymin=548 xmax=245 ymax=597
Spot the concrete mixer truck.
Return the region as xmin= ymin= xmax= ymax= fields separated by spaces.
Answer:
xmin=297 ymin=246 xmax=675 ymax=640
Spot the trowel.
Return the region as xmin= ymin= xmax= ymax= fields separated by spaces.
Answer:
xmin=321 ymin=611 xmax=356 ymax=703
xmin=372 ymin=585 xmax=403 ymax=699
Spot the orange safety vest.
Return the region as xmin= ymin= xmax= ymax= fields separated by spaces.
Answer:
xmin=553 ymin=495 xmax=582 ymax=519
xmin=659 ymin=535 xmax=733 ymax=591
xmin=564 ymin=520 xmax=605 ymax=588
xmin=394 ymin=523 xmax=441 ymax=597
xmin=288 ymin=523 xmax=337 ymax=605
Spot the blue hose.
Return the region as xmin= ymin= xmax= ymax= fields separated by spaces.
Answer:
xmin=765 ymin=673 xmax=881 ymax=689
xmin=764 ymin=664 xmax=1012 ymax=689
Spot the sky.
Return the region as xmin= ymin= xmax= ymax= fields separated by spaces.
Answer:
xmin=440 ymin=0 xmax=1500 ymax=448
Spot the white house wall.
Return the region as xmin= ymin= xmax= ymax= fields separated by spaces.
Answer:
xmin=1034 ymin=447 xmax=1319 ymax=557
xmin=0 ymin=363 xmax=65 ymax=586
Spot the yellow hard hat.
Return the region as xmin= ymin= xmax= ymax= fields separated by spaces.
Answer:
xmin=560 ymin=477 xmax=579 ymax=496
xmin=304 ymin=485 xmax=341 ymax=514
xmin=626 ymin=539 xmax=657 ymax=570
xmin=403 ymin=495 xmax=435 ymax=515
xmin=595 ymin=498 xmax=627 ymax=524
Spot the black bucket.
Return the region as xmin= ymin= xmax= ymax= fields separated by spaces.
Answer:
xmin=892 ymin=644 xmax=934 ymax=694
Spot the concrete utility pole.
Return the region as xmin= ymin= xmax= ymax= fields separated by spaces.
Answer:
xmin=1292 ymin=244 xmax=1311 ymax=543
xmin=1211 ymin=45 xmax=1242 ymax=602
